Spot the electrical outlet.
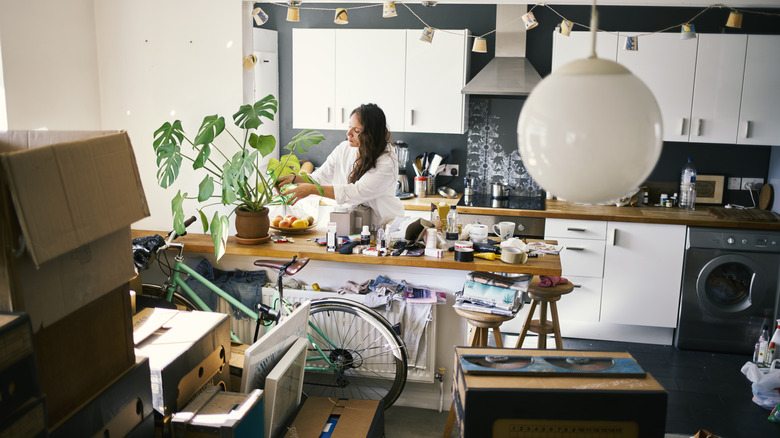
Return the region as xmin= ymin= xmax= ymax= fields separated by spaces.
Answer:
xmin=741 ymin=177 xmax=764 ymax=190
xmin=439 ymin=164 xmax=459 ymax=176
xmin=727 ymin=177 xmax=741 ymax=190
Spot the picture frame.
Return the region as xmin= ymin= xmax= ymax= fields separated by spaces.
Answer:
xmin=695 ymin=175 xmax=725 ymax=204
xmin=264 ymin=336 xmax=308 ymax=438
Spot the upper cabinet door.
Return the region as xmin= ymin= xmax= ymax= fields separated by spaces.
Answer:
xmin=689 ymin=34 xmax=747 ymax=144
xmin=404 ymin=29 xmax=469 ymax=134
xmin=292 ymin=29 xmax=336 ymax=130
xmin=738 ymin=35 xmax=780 ymax=146
xmin=335 ymin=30 xmax=406 ymax=132
xmin=617 ymin=32 xmax=698 ymax=142
xmin=551 ymin=31 xmax=618 ymax=72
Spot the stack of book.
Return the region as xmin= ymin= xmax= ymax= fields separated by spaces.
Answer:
xmin=454 ymin=272 xmax=532 ymax=316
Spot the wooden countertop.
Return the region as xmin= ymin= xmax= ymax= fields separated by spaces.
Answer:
xmin=402 ymin=196 xmax=780 ymax=230
xmin=131 ymin=229 xmax=562 ymax=276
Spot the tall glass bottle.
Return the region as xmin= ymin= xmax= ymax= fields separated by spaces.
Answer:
xmin=679 ymin=157 xmax=697 ymax=210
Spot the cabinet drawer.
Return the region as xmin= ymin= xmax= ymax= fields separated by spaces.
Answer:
xmin=546 ymin=219 xmax=607 ymax=240
xmin=556 ymin=237 xmax=606 ymax=278
xmin=557 ymin=276 xmax=602 ymax=323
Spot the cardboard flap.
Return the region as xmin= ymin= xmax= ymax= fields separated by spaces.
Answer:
xmin=0 ymin=131 xmax=149 ymax=266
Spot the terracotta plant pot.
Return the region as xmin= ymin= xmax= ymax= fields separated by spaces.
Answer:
xmin=235 ymin=207 xmax=270 ymax=240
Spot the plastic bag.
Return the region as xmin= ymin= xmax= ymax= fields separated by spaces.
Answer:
xmin=741 ymin=359 xmax=780 ymax=410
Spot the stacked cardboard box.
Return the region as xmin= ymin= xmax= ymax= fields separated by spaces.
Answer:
xmin=0 ymin=131 xmax=150 ymax=429
xmin=0 ymin=312 xmax=46 ymax=437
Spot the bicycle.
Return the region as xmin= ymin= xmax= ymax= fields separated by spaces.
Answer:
xmin=133 ymin=216 xmax=408 ymax=409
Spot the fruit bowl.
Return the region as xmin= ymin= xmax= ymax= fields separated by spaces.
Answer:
xmin=269 ymin=223 xmax=316 ymax=234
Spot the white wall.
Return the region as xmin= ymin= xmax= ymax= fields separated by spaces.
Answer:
xmin=0 ymin=0 xmax=102 ymax=130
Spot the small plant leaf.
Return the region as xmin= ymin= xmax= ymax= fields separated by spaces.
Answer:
xmin=193 ymin=144 xmax=211 ymax=170
xmin=153 ymin=121 xmax=185 ymax=188
xmin=193 ymin=115 xmax=225 ymax=146
xmin=198 ymin=210 xmax=209 ymax=233
xmin=172 ymin=190 xmax=186 ymax=235
xmin=210 ymin=211 xmax=229 ymax=260
xmin=249 ymin=133 xmax=276 ymax=158
xmin=233 ymin=94 xmax=278 ymax=130
xmin=198 ymin=175 xmax=214 ymax=202
xmin=284 ymin=129 xmax=325 ymax=154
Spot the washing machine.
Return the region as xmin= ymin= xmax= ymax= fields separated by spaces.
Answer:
xmin=675 ymin=227 xmax=780 ymax=354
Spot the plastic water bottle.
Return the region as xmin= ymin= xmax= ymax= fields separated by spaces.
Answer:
xmin=446 ymin=205 xmax=459 ymax=241
xmin=679 ymin=157 xmax=697 ymax=211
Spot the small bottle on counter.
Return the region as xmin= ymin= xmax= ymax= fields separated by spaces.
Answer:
xmin=758 ymin=324 xmax=770 ymax=365
xmin=446 ymin=205 xmax=459 ymax=242
xmin=361 ymin=225 xmax=371 ymax=245
xmin=660 ymin=193 xmax=668 ymax=207
xmin=326 ymin=222 xmax=337 ymax=252
xmin=376 ymin=226 xmax=386 ymax=252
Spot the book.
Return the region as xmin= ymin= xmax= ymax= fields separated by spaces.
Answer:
xmin=458 ymin=281 xmax=521 ymax=311
xmin=466 ymin=271 xmax=532 ymax=291
xmin=453 ymin=301 xmax=517 ymax=317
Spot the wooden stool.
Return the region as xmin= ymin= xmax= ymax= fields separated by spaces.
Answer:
xmin=443 ymin=307 xmax=513 ymax=437
xmin=514 ymin=276 xmax=574 ymax=350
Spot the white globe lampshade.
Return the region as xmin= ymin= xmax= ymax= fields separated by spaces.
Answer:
xmin=517 ymin=58 xmax=663 ymax=204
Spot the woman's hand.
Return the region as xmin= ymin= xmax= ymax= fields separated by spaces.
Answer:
xmin=281 ymin=183 xmax=318 ymax=205
xmin=274 ymin=174 xmax=298 ymax=194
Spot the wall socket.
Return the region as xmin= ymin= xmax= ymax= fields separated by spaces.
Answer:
xmin=741 ymin=177 xmax=764 ymax=190
xmin=727 ymin=177 xmax=741 ymax=190
xmin=439 ymin=164 xmax=459 ymax=176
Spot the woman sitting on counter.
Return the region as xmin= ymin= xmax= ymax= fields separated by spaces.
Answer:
xmin=278 ymin=103 xmax=404 ymax=225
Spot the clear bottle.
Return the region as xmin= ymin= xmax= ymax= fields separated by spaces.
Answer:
xmin=376 ymin=226 xmax=386 ymax=251
xmin=759 ymin=324 xmax=770 ymax=364
xmin=326 ymin=222 xmax=337 ymax=252
xmin=446 ymin=205 xmax=459 ymax=241
xmin=679 ymin=157 xmax=697 ymax=210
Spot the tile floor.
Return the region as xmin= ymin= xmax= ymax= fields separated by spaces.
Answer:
xmin=383 ymin=337 xmax=780 ymax=438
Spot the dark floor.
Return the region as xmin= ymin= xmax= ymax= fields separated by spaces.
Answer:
xmin=384 ymin=337 xmax=780 ymax=438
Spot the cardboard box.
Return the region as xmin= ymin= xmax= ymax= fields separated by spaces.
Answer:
xmin=0 ymin=395 xmax=47 ymax=438
xmin=50 ymin=357 xmax=153 ymax=437
xmin=133 ymin=308 xmax=231 ymax=417
xmin=34 ymin=283 xmax=136 ymax=428
xmin=284 ymin=397 xmax=384 ymax=438
xmin=229 ymin=341 xmax=250 ymax=391
xmin=0 ymin=312 xmax=40 ymax=423
xmin=172 ymin=386 xmax=264 ymax=437
xmin=453 ymin=347 xmax=667 ymax=438
xmin=0 ymin=130 xmax=149 ymax=332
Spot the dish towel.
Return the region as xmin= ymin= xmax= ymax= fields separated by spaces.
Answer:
xmin=537 ymin=275 xmax=569 ymax=287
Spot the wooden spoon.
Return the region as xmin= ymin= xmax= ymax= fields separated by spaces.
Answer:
xmin=759 ymin=183 xmax=774 ymax=210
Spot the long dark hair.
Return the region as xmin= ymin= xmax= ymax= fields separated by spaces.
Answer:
xmin=349 ymin=103 xmax=390 ymax=183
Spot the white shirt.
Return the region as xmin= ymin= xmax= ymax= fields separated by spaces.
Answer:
xmin=311 ymin=141 xmax=404 ymax=225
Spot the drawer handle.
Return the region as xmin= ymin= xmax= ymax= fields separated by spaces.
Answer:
xmin=566 ymin=227 xmax=586 ymax=232
xmin=565 ymin=246 xmax=584 ymax=251
xmin=573 ymin=284 xmax=582 ymax=288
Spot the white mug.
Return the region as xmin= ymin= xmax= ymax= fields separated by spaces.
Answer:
xmin=469 ymin=223 xmax=488 ymax=243
xmin=492 ymin=221 xmax=516 ymax=240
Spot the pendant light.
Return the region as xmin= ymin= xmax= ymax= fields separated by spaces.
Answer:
xmin=517 ymin=1 xmax=662 ymax=204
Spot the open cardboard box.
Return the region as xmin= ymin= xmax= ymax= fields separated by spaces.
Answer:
xmin=0 ymin=130 xmax=149 ymax=332
xmin=284 ymin=397 xmax=383 ymax=438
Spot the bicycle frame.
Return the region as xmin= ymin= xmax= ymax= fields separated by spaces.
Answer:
xmin=162 ymin=248 xmax=337 ymax=373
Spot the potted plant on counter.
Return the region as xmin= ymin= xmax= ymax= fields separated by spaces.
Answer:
xmin=153 ymin=94 xmax=324 ymax=260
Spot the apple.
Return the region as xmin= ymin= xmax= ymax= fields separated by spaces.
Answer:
xmin=292 ymin=219 xmax=309 ymax=228
xmin=305 ymin=216 xmax=315 ymax=226
xmin=279 ymin=219 xmax=291 ymax=228
xmin=271 ymin=215 xmax=283 ymax=227
xmin=285 ymin=215 xmax=298 ymax=224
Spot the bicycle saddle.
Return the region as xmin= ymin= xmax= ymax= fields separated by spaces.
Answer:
xmin=254 ymin=257 xmax=310 ymax=276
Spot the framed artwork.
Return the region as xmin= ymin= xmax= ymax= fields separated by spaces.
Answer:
xmin=696 ymin=175 xmax=725 ymax=204
xmin=264 ymin=336 xmax=308 ymax=438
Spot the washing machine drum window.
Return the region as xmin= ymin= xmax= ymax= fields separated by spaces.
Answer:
xmin=697 ymin=256 xmax=766 ymax=316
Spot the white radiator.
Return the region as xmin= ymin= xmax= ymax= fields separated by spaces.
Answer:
xmin=217 ymin=287 xmax=436 ymax=383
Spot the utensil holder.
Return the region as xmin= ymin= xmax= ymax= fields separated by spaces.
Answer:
xmin=427 ymin=175 xmax=436 ymax=195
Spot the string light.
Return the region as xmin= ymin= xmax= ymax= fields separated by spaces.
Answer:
xmin=263 ymin=2 xmax=779 ymax=53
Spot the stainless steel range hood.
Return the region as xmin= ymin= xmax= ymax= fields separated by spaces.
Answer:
xmin=461 ymin=5 xmax=543 ymax=96
xmin=461 ymin=57 xmax=542 ymax=96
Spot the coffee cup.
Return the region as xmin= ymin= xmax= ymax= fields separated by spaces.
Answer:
xmin=492 ymin=221 xmax=516 ymax=240
xmin=469 ymin=223 xmax=488 ymax=243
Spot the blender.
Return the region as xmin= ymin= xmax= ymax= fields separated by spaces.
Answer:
xmin=395 ymin=140 xmax=410 ymax=195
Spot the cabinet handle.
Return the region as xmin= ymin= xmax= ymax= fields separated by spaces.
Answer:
xmin=565 ymin=246 xmax=584 ymax=251
xmin=341 ymin=108 xmax=345 ymax=124
xmin=409 ymin=109 xmax=415 ymax=126
xmin=741 ymin=120 xmax=751 ymax=138
xmin=678 ymin=117 xmax=686 ymax=135
xmin=327 ymin=107 xmax=331 ymax=123
xmin=608 ymin=228 xmax=618 ymax=246
xmin=566 ymin=227 xmax=586 ymax=232
xmin=694 ymin=118 xmax=702 ymax=136
xmin=573 ymin=284 xmax=582 ymax=288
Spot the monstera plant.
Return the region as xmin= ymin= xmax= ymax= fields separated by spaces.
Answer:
xmin=153 ymin=94 xmax=324 ymax=259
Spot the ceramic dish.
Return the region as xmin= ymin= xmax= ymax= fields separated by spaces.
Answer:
xmin=270 ymin=223 xmax=316 ymax=234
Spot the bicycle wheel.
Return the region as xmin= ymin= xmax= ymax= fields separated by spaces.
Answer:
xmin=136 ymin=284 xmax=200 ymax=312
xmin=303 ymin=298 xmax=407 ymax=409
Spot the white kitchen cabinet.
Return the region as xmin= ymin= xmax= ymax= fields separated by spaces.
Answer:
xmin=689 ymin=34 xmax=747 ymax=144
xmin=292 ymin=29 xmax=406 ymax=131
xmin=551 ymin=31 xmax=618 ymax=72
xmin=544 ymin=219 xmax=607 ymax=324
xmin=293 ymin=28 xmax=469 ymax=134
xmin=738 ymin=35 xmax=780 ymax=146
xmin=404 ymin=29 xmax=469 ymax=134
xmin=601 ymin=222 xmax=686 ymax=328
xmin=617 ymin=32 xmax=698 ymax=142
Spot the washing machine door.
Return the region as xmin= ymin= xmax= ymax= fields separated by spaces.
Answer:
xmin=696 ymin=253 xmax=767 ymax=317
